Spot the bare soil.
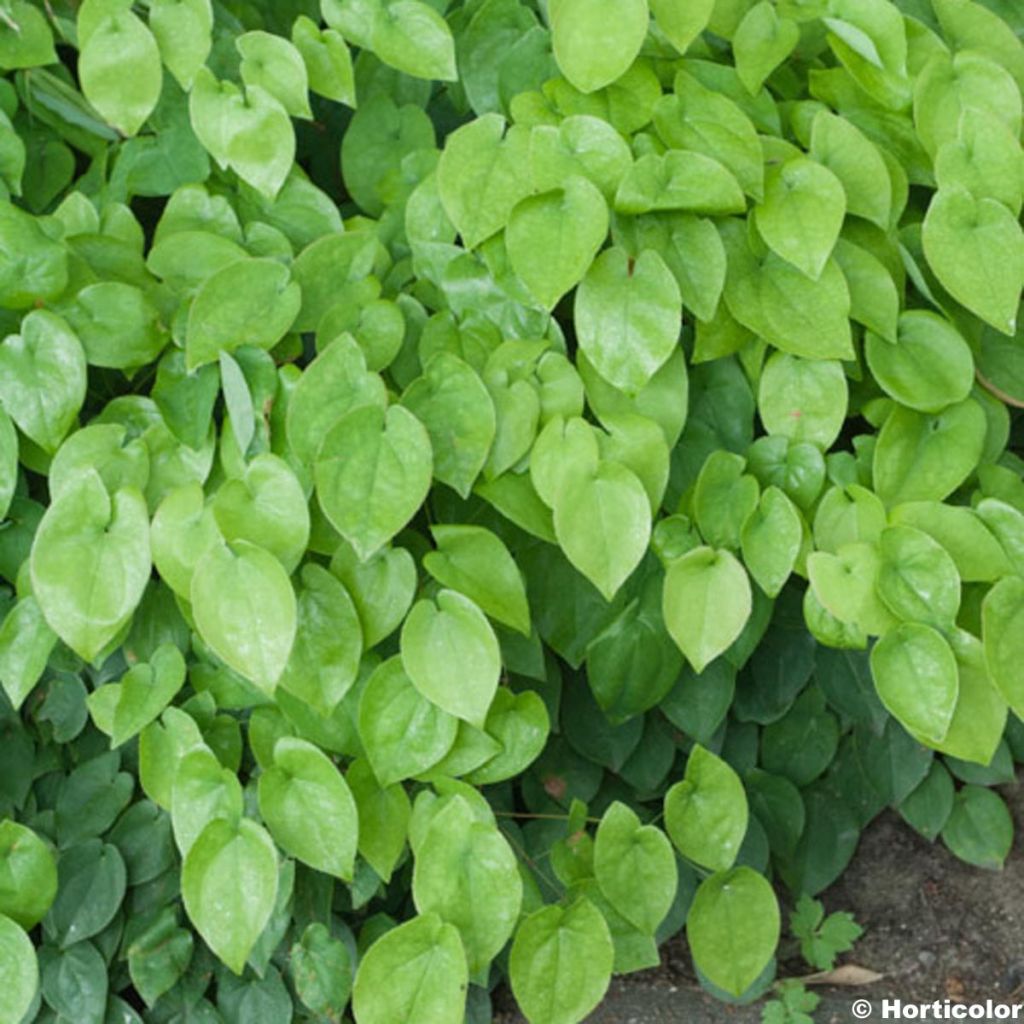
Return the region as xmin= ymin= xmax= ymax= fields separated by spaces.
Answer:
xmin=496 ymin=778 xmax=1024 ymax=1023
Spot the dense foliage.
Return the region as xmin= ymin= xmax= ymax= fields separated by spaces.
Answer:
xmin=0 ymin=0 xmax=1023 ymax=1021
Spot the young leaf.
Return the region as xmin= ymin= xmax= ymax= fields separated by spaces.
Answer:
xmin=686 ymin=867 xmax=780 ymax=997
xmin=664 ymin=744 xmax=748 ymax=871
xmin=181 ymin=818 xmax=279 ymax=975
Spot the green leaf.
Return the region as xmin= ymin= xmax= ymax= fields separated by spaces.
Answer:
xmin=466 ymin=688 xmax=550 ymax=785
xmin=935 ymin=630 xmax=1007 ymax=767
xmin=0 ymin=1 xmax=56 ymax=69
xmin=358 ymin=656 xmax=457 ymax=786
xmin=151 ymin=482 xmax=220 ymax=599
xmin=353 ymin=913 xmax=468 ymax=1024
xmin=278 ymin=563 xmax=362 ymax=715
xmin=614 ymin=150 xmax=746 ymax=216
xmin=0 ymin=913 xmax=37 ymax=1024
xmin=79 ymin=10 xmax=162 ymax=136
xmin=922 ymin=186 xmax=1024 ymax=336
xmin=872 ymin=399 xmax=987 ymax=507
xmin=331 ymin=541 xmax=417 ymax=648
xmin=941 ymin=785 xmax=1013 ymax=870
xmin=186 ymin=257 xmax=301 ymax=369
xmin=594 ymin=801 xmax=677 ymax=935
xmin=348 ymin=757 xmax=411 ymax=882
xmin=664 ymin=744 xmax=748 ymax=871
xmin=870 ymin=622 xmax=958 ymax=743
xmin=211 ymin=453 xmax=309 ymax=574
xmin=740 ymin=486 xmax=802 ymax=598
xmin=149 ymin=0 xmax=212 ymax=90
xmin=181 ymin=817 xmax=278 ymax=975
xmin=754 ymin=157 xmax=846 ymax=280
xmin=0 ymin=821 xmax=57 ymax=929
xmin=106 ymin=643 xmax=187 ymax=746
xmin=291 ymin=923 xmax=353 ymax=1020
xmin=190 ymin=539 xmax=298 ymax=694
xmin=171 ymin=747 xmax=243 ymax=856
xmin=663 ymin=547 xmax=752 ymax=673
xmin=757 ymin=353 xmax=847 ymax=450
xmin=507 ymin=176 xmax=608 ymax=311
xmin=809 ymin=109 xmax=891 ymax=229
xmin=46 ymin=839 xmax=126 ymax=947
xmin=0 ymin=597 xmax=56 ymax=711
xmin=982 ymin=575 xmax=1024 ymax=720
xmin=789 ymin=894 xmax=862 ymax=971
xmin=126 ymin=906 xmax=193 ymax=1007
xmin=437 ymin=114 xmax=532 ymax=248
xmin=237 ymin=31 xmax=312 ymax=119
xmin=315 ymin=404 xmax=433 ymax=561
xmin=424 ymin=525 xmax=530 ymax=636
xmin=509 ymin=898 xmax=614 ymax=1024
xmin=865 ymin=311 xmax=974 ymax=414
xmin=686 ymin=867 xmax=779 ymax=997
xmin=259 ymin=736 xmax=359 ymax=880
xmin=550 ymin=0 xmax=648 ymax=94
xmin=0 ymin=310 xmax=86 ymax=454
xmin=412 ymin=795 xmax=522 ymax=974
xmin=401 ymin=590 xmax=500 ymax=729
xmin=553 ymin=461 xmax=651 ymax=602
xmin=31 ymin=472 xmax=150 ymax=662
xmin=292 ymin=17 xmax=355 ymax=106
xmin=402 ymin=353 xmax=495 ymax=498
xmin=876 ymin=525 xmax=960 ymax=630
xmin=733 ymin=2 xmax=799 ymax=96
xmin=649 ymin=0 xmax=713 ymax=54
xmin=575 ymin=247 xmax=682 ymax=394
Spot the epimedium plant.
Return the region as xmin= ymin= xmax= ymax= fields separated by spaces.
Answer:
xmin=0 ymin=0 xmax=1022 ymax=1020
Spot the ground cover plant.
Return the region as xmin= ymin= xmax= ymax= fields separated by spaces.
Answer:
xmin=0 ymin=0 xmax=1022 ymax=1020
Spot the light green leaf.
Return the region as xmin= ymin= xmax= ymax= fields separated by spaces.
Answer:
xmin=876 ymin=525 xmax=960 ymax=630
xmin=402 ymin=353 xmax=495 ymax=498
xmin=757 ymin=353 xmax=847 ymax=450
xmin=507 ymin=176 xmax=608 ymax=311
xmin=873 ymin=399 xmax=987 ymax=507
xmin=733 ymin=2 xmax=799 ymax=95
xmin=348 ymin=758 xmax=410 ymax=883
xmin=149 ymin=0 xmax=211 ymax=90
xmin=870 ymin=622 xmax=958 ymax=743
xmin=190 ymin=540 xmax=297 ymax=694
xmin=79 ymin=10 xmax=162 ymax=136
xmin=865 ymin=310 xmax=974 ymax=414
xmin=330 ymin=541 xmax=417 ymax=648
xmin=686 ymin=867 xmax=779 ymax=996
xmin=278 ymin=563 xmax=362 ymax=716
xmin=594 ymin=801 xmax=677 ymax=935
xmin=553 ymin=461 xmax=651 ymax=601
xmin=151 ymin=482 xmax=220 ymax=599
xmin=0 ymin=1 xmax=56 ymax=69
xmin=401 ymin=589 xmax=501 ymax=729
xmin=922 ymin=185 xmax=1024 ymax=336
xmin=575 ymin=247 xmax=682 ymax=394
xmin=754 ymin=157 xmax=846 ymax=280
xmin=31 ymin=472 xmax=150 ymax=662
xmin=352 ymin=913 xmax=468 ymax=1024
xmin=259 ymin=736 xmax=358 ymax=880
xmin=437 ymin=114 xmax=532 ymax=248
xmin=982 ymin=575 xmax=1024 ymax=720
xmin=108 ymin=644 xmax=187 ymax=747
xmin=0 ymin=310 xmax=86 ymax=454
xmin=186 ymin=257 xmax=301 ymax=369
xmin=509 ymin=898 xmax=614 ymax=1024
xmin=740 ymin=486 xmax=802 ymax=598
xmin=315 ymin=404 xmax=433 ymax=562
xmin=171 ymin=747 xmax=243 ymax=856
xmin=614 ymin=150 xmax=746 ymax=216
xmin=0 ymin=597 xmax=56 ymax=711
xmin=649 ymin=0 xmax=713 ymax=54
xmin=0 ymin=821 xmax=57 ymax=929
xmin=664 ymin=744 xmax=747 ymax=871
xmin=663 ymin=547 xmax=751 ymax=673
xmin=413 ymin=796 xmax=522 ymax=975
xmin=550 ymin=0 xmax=648 ymax=93
xmin=292 ymin=17 xmax=355 ymax=106
xmin=211 ymin=453 xmax=309 ymax=574
xmin=0 ymin=913 xmax=37 ymax=1024
xmin=358 ymin=656 xmax=457 ymax=786
xmin=181 ymin=818 xmax=278 ymax=975
xmin=424 ymin=525 xmax=530 ymax=636
xmin=237 ymin=31 xmax=312 ymax=119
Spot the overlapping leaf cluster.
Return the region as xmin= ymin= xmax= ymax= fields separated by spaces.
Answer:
xmin=0 ymin=0 xmax=1023 ymax=1021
